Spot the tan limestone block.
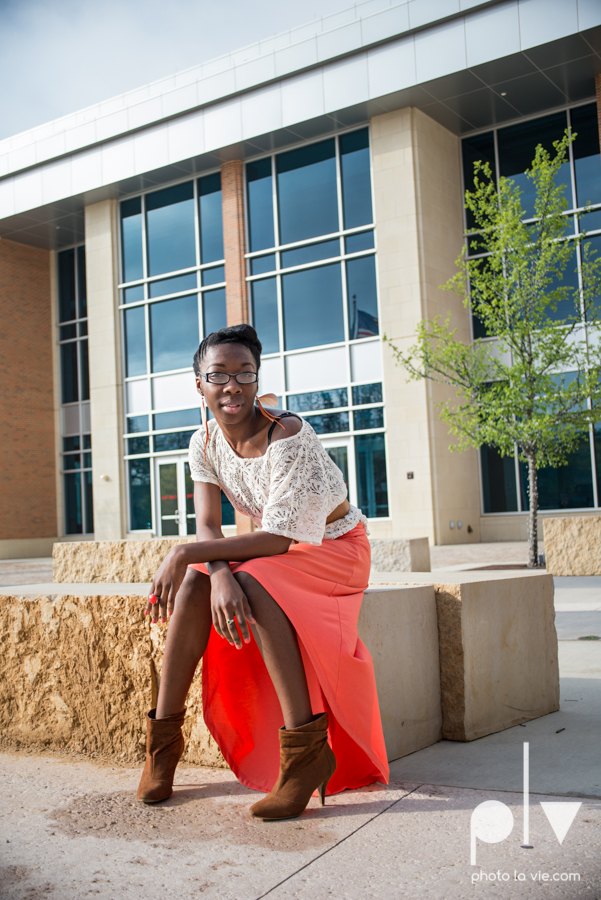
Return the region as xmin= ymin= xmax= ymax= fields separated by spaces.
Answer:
xmin=52 ymin=538 xmax=197 ymax=583
xmin=369 ymin=538 xmax=431 ymax=572
xmin=543 ymin=516 xmax=601 ymax=575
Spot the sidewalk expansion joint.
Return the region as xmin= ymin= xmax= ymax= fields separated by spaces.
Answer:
xmin=254 ymin=783 xmax=424 ymax=900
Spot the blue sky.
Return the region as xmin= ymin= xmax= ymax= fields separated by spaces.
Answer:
xmin=0 ymin=0 xmax=351 ymax=140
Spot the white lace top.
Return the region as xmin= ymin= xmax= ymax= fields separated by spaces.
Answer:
xmin=188 ymin=417 xmax=368 ymax=546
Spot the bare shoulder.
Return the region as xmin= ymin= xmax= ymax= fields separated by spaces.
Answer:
xmin=266 ymin=409 xmax=303 ymax=443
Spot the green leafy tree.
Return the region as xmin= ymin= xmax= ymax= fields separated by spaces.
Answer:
xmin=387 ymin=131 xmax=601 ymax=567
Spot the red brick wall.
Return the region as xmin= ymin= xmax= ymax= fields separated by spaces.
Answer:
xmin=0 ymin=239 xmax=56 ymax=540
xmin=222 ymin=159 xmax=249 ymax=327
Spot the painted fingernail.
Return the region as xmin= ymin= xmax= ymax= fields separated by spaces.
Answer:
xmin=160 ymin=617 xmax=166 ymax=623
xmin=167 ymin=611 xmax=172 ymax=617
xmin=250 ymin=618 xmax=256 ymax=624
xmin=244 ymin=637 xmax=250 ymax=644
xmin=148 ymin=594 xmax=158 ymax=605
xmin=144 ymin=610 xmax=149 ymax=616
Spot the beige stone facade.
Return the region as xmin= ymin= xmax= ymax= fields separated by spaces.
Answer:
xmin=543 ymin=516 xmax=601 ymax=575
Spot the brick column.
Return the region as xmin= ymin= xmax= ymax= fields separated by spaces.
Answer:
xmin=596 ymin=75 xmax=601 ymax=153
xmin=221 ymin=159 xmax=254 ymax=534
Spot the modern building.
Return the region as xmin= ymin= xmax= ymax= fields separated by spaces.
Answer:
xmin=1 ymin=0 xmax=600 ymax=557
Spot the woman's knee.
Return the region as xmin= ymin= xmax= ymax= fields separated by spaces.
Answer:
xmin=176 ymin=568 xmax=211 ymax=607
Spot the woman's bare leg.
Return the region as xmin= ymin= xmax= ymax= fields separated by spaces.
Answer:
xmin=156 ymin=569 xmax=213 ymax=719
xmin=234 ymin=572 xmax=313 ymax=729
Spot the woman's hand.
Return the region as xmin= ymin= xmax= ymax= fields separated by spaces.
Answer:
xmin=209 ymin=568 xmax=255 ymax=649
xmin=145 ymin=545 xmax=191 ymax=624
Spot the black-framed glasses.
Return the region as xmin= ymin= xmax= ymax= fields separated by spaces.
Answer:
xmin=199 ymin=371 xmax=258 ymax=385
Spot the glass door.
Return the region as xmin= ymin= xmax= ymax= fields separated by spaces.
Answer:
xmin=321 ymin=437 xmax=356 ymax=506
xmin=155 ymin=456 xmax=196 ymax=536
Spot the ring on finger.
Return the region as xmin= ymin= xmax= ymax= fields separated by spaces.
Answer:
xmin=226 ymin=618 xmax=236 ymax=625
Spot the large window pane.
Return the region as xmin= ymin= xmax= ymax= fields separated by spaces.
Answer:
xmin=149 ymin=272 xmax=197 ymax=298
xmin=497 ymin=112 xmax=571 ymax=218
xmin=546 ymin=242 xmax=580 ymax=321
xmin=60 ymin=342 xmax=79 ymax=403
xmin=353 ymin=407 xmax=384 ymax=430
xmin=146 ymin=183 xmax=196 ymax=276
xmin=76 ymin=245 xmax=87 ymax=318
xmin=251 ymin=278 xmax=279 ymax=354
xmin=124 ymin=306 xmax=147 ymax=377
xmin=154 ymin=431 xmax=194 ymax=452
xmin=150 ymin=295 xmax=199 ymax=372
xmin=480 ymin=445 xmax=518 ymax=512
xmin=121 ymin=197 xmax=144 ymax=283
xmin=462 ymin=131 xmax=495 ymax=230
xmin=199 ymin=173 xmax=224 ymax=263
xmin=129 ymin=458 xmax=152 ymax=530
xmin=340 ymin=129 xmax=372 ymax=229
xmin=347 ymin=255 xmax=379 ymax=338
xmin=79 ymin=340 xmax=90 ymax=401
xmin=84 ymin=470 xmax=94 ymax=534
xmin=154 ymin=409 xmax=200 ymax=430
xmin=64 ymin=472 xmax=83 ymax=534
xmin=355 ymin=433 xmax=389 ymax=518
xmin=519 ymin=438 xmax=595 ymax=510
xmin=306 ymin=411 xmax=349 ymax=434
xmin=585 ymin=234 xmax=601 ymax=316
xmin=58 ymin=248 xmax=76 ymax=322
xmin=221 ymin=490 xmax=236 ymax=526
xmin=571 ymin=103 xmax=601 ymax=209
xmin=247 ymin=158 xmax=275 ymax=252
xmin=282 ymin=264 xmax=344 ymax=350
xmin=277 ymin=140 xmax=338 ymax=244
xmin=202 ymin=288 xmax=227 ymax=336
xmin=288 ymin=388 xmax=348 ymax=412
xmin=127 ymin=436 xmax=150 ymax=455
xmin=352 ymin=383 xmax=382 ymax=405
xmin=281 ymin=239 xmax=340 ymax=268
xmin=326 ymin=447 xmax=349 ymax=492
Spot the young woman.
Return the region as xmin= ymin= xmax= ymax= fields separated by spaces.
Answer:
xmin=138 ymin=324 xmax=388 ymax=819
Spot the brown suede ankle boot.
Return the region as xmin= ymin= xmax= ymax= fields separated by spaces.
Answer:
xmin=137 ymin=708 xmax=186 ymax=803
xmin=250 ymin=712 xmax=336 ymax=820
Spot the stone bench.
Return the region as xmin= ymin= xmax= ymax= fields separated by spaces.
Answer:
xmin=543 ymin=516 xmax=601 ymax=575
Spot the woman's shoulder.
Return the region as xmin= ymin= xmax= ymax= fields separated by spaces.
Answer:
xmin=266 ymin=410 xmax=303 ymax=444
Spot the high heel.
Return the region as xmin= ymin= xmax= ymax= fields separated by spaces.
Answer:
xmin=250 ymin=712 xmax=337 ymax=820
xmin=136 ymin=707 xmax=186 ymax=803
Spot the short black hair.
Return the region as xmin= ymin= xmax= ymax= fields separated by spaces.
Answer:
xmin=193 ymin=324 xmax=262 ymax=375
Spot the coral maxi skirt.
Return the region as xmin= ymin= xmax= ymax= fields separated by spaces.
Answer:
xmin=189 ymin=523 xmax=389 ymax=795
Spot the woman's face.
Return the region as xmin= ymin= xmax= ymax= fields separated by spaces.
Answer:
xmin=196 ymin=343 xmax=259 ymax=424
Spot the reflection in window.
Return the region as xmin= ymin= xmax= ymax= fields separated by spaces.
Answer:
xmin=352 ymin=383 xmax=382 ymax=405
xmin=124 ymin=306 xmax=147 ymax=377
xmin=202 ymin=288 xmax=227 ymax=336
xmin=520 ymin=439 xmax=594 ymax=510
xmin=355 ymin=433 xmax=388 ymax=518
xmin=154 ymin=409 xmax=200 ymax=430
xmin=124 ymin=285 xmax=144 ymax=304
xmin=129 ymin=458 xmax=152 ymax=530
xmin=347 ymin=255 xmax=378 ymax=338
xmin=251 ymin=254 xmax=276 ymax=275
xmin=146 ymin=183 xmax=196 ymax=276
xmin=354 ymin=407 xmax=384 ymax=430
xmin=199 ymin=173 xmax=224 ymax=263
xmin=305 ymin=412 xmax=349 ymax=434
xmin=277 ymin=140 xmax=338 ymax=245
xmin=128 ymin=415 xmax=149 ymax=433
xmin=154 ymin=431 xmax=194 ymax=452
xmin=149 ymin=273 xmax=197 ymax=298
xmin=251 ymin=278 xmax=279 ymax=354
xmin=127 ymin=436 xmax=150 ymax=455
xmin=247 ymin=158 xmax=274 ymax=252
xmin=340 ymin=128 xmax=372 ymax=229
xmin=201 ymin=266 xmax=225 ymax=286
xmin=288 ymin=388 xmax=348 ymax=412
xmin=571 ymin=103 xmax=601 ymax=209
xmin=281 ymin=239 xmax=339 ymax=269
xmin=497 ymin=112 xmax=571 ymax=218
xmin=282 ymin=264 xmax=344 ymax=351
xmin=326 ymin=446 xmax=349 ymax=490
xmin=546 ymin=242 xmax=580 ymax=321
xmin=150 ymin=295 xmax=199 ymax=373
xmin=480 ymin=445 xmax=518 ymax=512
xmin=221 ymin=490 xmax=236 ymax=526
xmin=121 ymin=197 xmax=143 ymax=282
xmin=345 ymin=231 xmax=374 ymax=254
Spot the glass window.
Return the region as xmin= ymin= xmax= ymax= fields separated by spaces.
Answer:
xmin=247 ymin=158 xmax=275 ymax=252
xmin=121 ymin=197 xmax=144 ymax=283
xmin=77 ymin=245 xmax=87 ymax=318
xmin=580 ymin=207 xmax=601 ymax=234
xmin=340 ymin=128 xmax=372 ymax=229
xmin=354 ymin=407 xmax=384 ymax=430
xmin=60 ymin=324 xmax=77 ymax=341
xmin=129 ymin=458 xmax=152 ymax=530
xmin=355 ymin=433 xmax=389 ymax=517
xmin=58 ymin=248 xmax=76 ymax=322
xmin=124 ymin=306 xmax=147 ymax=377
xmin=184 ymin=462 xmax=196 ymax=535
xmin=546 ymin=241 xmax=580 ymax=321
xmin=146 ymin=182 xmax=196 ymax=276
xmin=277 ymin=140 xmax=338 ymax=245
xmin=202 ymin=265 xmax=225 ymax=286
xmin=352 ymin=382 xmax=382 ymax=405
xmin=83 ymin=434 xmax=92 ymax=449
xmin=63 ymin=436 xmax=80 ymax=451
xmin=282 ymin=263 xmax=344 ymax=351
xmin=154 ymin=431 xmax=194 ymax=452
xmin=60 ymin=342 xmax=79 ymax=403
xmin=345 ymin=231 xmax=374 ymax=254
xmin=128 ymin=415 xmax=149 ymax=433
xmin=79 ymin=341 xmax=89 ymax=401
xmin=281 ymin=239 xmax=340 ymax=269
xmin=150 ymin=295 xmax=199 ymax=372
xmin=571 ymin=103 xmax=601 ymax=209
xmin=305 ymin=411 xmax=349 ymax=434
xmin=497 ymin=112 xmax=571 ymax=218
xmin=326 ymin=447 xmax=349 ymax=491
xmin=154 ymin=408 xmax=200 ymax=430
xmin=347 ymin=255 xmax=379 ymax=338
xmin=462 ymin=132 xmax=495 ymax=230
xmin=520 ymin=438 xmax=595 ymax=510
xmin=250 ymin=254 xmax=276 ymax=275
xmin=149 ymin=273 xmax=197 ymax=298
xmin=585 ymin=234 xmax=601 ymax=316
xmin=198 ymin=173 xmax=224 ymax=263
xmin=595 ymin=423 xmax=601 ymax=504
xmin=221 ymin=490 xmax=236 ymax=526
xmin=84 ymin=470 xmax=94 ymax=534
xmin=251 ymin=278 xmax=279 ymax=354
xmin=287 ymin=388 xmax=348 ymax=412
xmin=123 ymin=285 xmax=144 ymax=304
xmin=64 ymin=472 xmax=83 ymax=534
xmin=78 ymin=321 xmax=88 ymax=337
xmin=480 ymin=445 xmax=518 ymax=512
xmin=127 ymin=436 xmax=150 ymax=455
xmin=202 ymin=288 xmax=227 ymax=336
xmin=63 ymin=454 xmax=81 ymax=470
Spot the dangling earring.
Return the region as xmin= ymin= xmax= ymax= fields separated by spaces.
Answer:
xmin=200 ymin=394 xmax=209 ymax=460
xmin=256 ymin=395 xmax=285 ymax=431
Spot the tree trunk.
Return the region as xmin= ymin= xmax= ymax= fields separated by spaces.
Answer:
xmin=527 ymin=454 xmax=539 ymax=568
